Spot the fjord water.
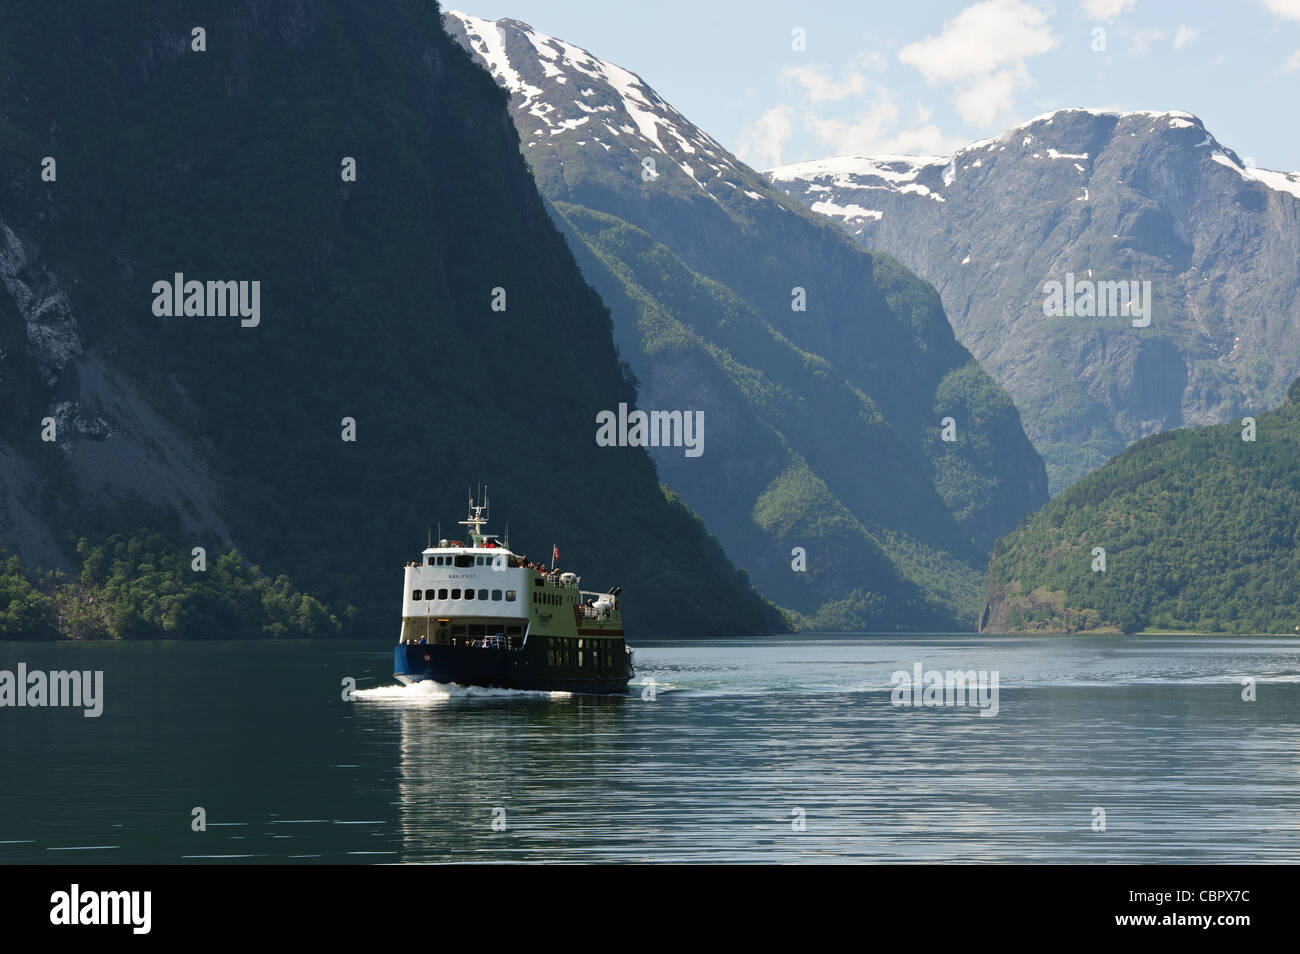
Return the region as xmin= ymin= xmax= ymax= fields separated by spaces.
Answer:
xmin=1 ymin=636 xmax=1296 ymax=864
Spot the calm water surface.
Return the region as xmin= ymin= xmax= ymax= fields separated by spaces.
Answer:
xmin=1 ymin=635 xmax=1296 ymax=863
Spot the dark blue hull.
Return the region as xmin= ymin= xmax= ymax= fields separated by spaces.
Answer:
xmin=394 ymin=642 xmax=632 ymax=695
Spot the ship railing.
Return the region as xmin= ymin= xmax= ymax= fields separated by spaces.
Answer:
xmin=577 ymin=591 xmax=618 ymax=620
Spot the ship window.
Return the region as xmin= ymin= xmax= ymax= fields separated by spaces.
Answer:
xmin=505 ymin=590 xmax=516 ymax=602
xmin=426 ymin=556 xmax=435 ymax=566
xmin=476 ymin=556 xmax=484 ymax=566
xmin=534 ymin=578 xmax=543 ymax=586
xmin=465 ymin=589 xmax=476 ymax=600
xmin=454 ymin=555 xmax=473 ymax=568
xmin=476 ymin=588 xmax=487 ymax=600
xmin=438 ymin=588 xmax=448 ymax=600
xmin=491 ymin=590 xmax=502 ymax=601
xmin=451 ymin=588 xmax=461 ymax=599
xmin=411 ymin=589 xmax=421 ymax=600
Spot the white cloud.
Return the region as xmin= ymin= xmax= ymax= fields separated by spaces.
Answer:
xmin=742 ymin=87 xmax=968 ymax=168
xmin=738 ymin=105 xmax=797 ymax=169
xmin=1256 ymin=0 xmax=1300 ymax=22
xmin=1129 ymin=28 xmax=1165 ymax=54
xmin=805 ymin=108 xmax=968 ymax=160
xmin=780 ymin=64 xmax=871 ymax=103
xmin=800 ymin=89 xmax=967 ymax=157
xmin=804 ymin=94 xmax=900 ymax=152
xmin=1083 ymin=0 xmax=1137 ymax=22
xmin=1172 ymin=25 xmax=1200 ymax=50
xmin=877 ymin=120 xmax=972 ymax=156
xmin=898 ymin=0 xmax=1056 ymax=127
xmin=899 ymin=0 xmax=1057 ymax=84
xmin=953 ymin=66 xmax=1030 ymax=126
xmin=1286 ymin=48 xmax=1300 ymax=70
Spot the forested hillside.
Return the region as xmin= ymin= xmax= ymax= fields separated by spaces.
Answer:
xmin=985 ymin=380 xmax=1300 ymax=634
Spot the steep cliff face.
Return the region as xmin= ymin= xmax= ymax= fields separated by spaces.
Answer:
xmin=445 ymin=11 xmax=1048 ymax=630
xmin=0 ymin=0 xmax=781 ymax=636
xmin=771 ymin=109 xmax=1300 ymax=493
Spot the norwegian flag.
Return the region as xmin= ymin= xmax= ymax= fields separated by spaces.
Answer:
xmin=552 ymin=543 xmax=559 ymax=568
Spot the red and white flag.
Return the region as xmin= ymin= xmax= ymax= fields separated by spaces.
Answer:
xmin=552 ymin=543 xmax=559 ymax=568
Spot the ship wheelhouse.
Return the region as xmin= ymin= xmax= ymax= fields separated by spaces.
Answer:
xmin=401 ymin=536 xmax=529 ymax=648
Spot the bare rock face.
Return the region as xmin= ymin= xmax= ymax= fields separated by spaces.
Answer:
xmin=0 ymin=220 xmax=83 ymax=386
xmin=0 ymin=214 xmax=234 ymax=569
xmin=770 ymin=109 xmax=1300 ymax=494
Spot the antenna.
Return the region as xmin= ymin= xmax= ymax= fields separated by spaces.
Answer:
xmin=458 ymin=483 xmax=491 ymax=546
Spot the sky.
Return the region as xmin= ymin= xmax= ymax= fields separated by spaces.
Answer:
xmin=448 ymin=0 xmax=1300 ymax=172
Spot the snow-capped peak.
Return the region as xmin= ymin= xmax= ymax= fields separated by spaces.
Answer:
xmin=444 ymin=10 xmax=745 ymax=191
xmin=767 ymin=107 xmax=1299 ymax=204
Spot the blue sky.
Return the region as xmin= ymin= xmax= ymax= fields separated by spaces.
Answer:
xmin=448 ymin=0 xmax=1300 ymax=171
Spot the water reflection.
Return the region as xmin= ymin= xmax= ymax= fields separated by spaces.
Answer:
xmin=1 ymin=636 xmax=1295 ymax=863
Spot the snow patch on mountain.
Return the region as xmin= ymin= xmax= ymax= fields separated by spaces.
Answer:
xmin=453 ymin=12 xmax=543 ymax=108
xmin=445 ymin=9 xmax=743 ymax=195
xmin=769 ymin=108 xmax=1300 ymax=210
xmin=810 ymin=199 xmax=882 ymax=222
xmin=769 ymin=155 xmax=948 ymax=185
xmin=1210 ymin=151 xmax=1300 ymax=199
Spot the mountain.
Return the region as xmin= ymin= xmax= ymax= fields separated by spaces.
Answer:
xmin=0 ymin=0 xmax=782 ymax=637
xmin=769 ymin=109 xmax=1300 ymax=494
xmin=984 ymin=378 xmax=1300 ymax=635
xmin=443 ymin=11 xmax=1048 ymax=630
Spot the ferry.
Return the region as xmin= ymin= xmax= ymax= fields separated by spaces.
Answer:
xmin=393 ymin=493 xmax=634 ymax=693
